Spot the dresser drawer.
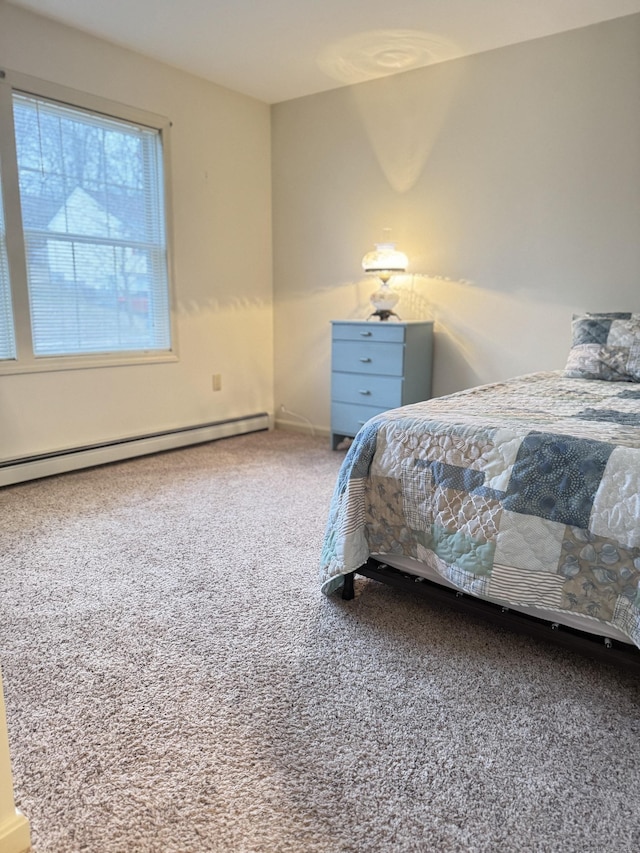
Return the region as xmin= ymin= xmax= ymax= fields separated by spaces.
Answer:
xmin=332 ymin=372 xmax=403 ymax=408
xmin=332 ymin=322 xmax=406 ymax=343
xmin=331 ymin=402 xmax=386 ymax=436
xmin=332 ymin=340 xmax=404 ymax=376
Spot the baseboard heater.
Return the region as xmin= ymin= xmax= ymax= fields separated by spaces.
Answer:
xmin=0 ymin=413 xmax=269 ymax=487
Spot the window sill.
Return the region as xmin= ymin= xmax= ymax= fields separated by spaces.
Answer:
xmin=0 ymin=350 xmax=179 ymax=375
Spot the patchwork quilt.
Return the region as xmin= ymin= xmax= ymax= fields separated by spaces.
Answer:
xmin=320 ymin=372 xmax=640 ymax=649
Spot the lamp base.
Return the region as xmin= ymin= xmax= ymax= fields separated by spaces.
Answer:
xmin=367 ymin=309 xmax=401 ymax=322
xmin=369 ymin=281 xmax=400 ymax=321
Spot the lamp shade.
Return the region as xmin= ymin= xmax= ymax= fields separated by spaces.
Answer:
xmin=361 ymin=242 xmax=408 ymax=276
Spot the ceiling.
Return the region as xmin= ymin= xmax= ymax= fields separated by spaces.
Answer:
xmin=8 ymin=0 xmax=640 ymax=103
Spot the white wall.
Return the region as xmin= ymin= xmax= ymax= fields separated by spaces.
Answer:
xmin=0 ymin=3 xmax=273 ymax=462
xmin=272 ymin=14 xmax=640 ymax=434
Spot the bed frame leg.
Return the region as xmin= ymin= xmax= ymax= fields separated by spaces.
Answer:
xmin=341 ymin=572 xmax=355 ymax=600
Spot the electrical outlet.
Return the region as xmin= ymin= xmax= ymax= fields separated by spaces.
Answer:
xmin=212 ymin=374 xmax=222 ymax=392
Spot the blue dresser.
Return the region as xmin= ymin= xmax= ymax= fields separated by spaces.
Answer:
xmin=330 ymin=320 xmax=434 ymax=449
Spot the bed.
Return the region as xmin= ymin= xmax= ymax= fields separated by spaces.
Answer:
xmin=320 ymin=313 xmax=640 ymax=672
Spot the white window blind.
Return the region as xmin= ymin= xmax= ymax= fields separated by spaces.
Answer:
xmin=0 ymin=166 xmax=16 ymax=360
xmin=12 ymin=92 xmax=171 ymax=357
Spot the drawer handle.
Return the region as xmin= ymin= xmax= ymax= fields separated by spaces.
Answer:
xmin=360 ymin=331 xmax=372 ymax=337
xmin=359 ymin=357 xmax=372 ymax=363
xmin=359 ymin=389 xmax=371 ymax=395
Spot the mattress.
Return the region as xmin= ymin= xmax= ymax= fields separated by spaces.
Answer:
xmin=374 ymin=553 xmax=633 ymax=644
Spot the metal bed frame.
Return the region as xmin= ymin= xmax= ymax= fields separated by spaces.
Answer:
xmin=342 ymin=557 xmax=640 ymax=675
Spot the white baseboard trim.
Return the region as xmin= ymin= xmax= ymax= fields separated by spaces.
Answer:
xmin=0 ymin=811 xmax=30 ymax=853
xmin=0 ymin=413 xmax=269 ymax=486
xmin=273 ymin=417 xmax=329 ymax=439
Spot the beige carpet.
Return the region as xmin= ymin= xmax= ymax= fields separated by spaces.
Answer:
xmin=1 ymin=429 xmax=639 ymax=853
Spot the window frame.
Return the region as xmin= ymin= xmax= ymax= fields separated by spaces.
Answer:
xmin=0 ymin=68 xmax=178 ymax=375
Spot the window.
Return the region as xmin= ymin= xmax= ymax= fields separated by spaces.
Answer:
xmin=0 ymin=71 xmax=174 ymax=372
xmin=0 ymin=164 xmax=16 ymax=360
